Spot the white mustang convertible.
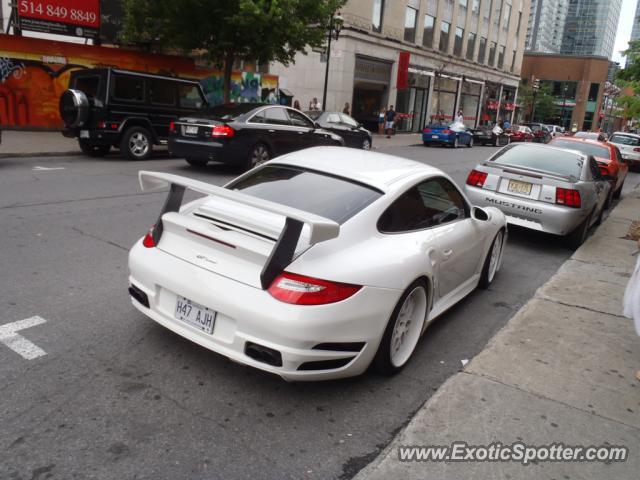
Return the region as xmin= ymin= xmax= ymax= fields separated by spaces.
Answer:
xmin=128 ymin=147 xmax=507 ymax=381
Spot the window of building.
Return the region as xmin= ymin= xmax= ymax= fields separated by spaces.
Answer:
xmin=372 ymin=0 xmax=385 ymax=32
xmin=472 ymin=0 xmax=480 ymax=14
xmin=493 ymin=0 xmax=502 ymax=27
xmin=515 ymin=11 xmax=522 ymax=37
xmin=440 ymin=21 xmax=451 ymax=52
xmin=466 ymin=32 xmax=476 ymax=60
xmin=497 ymin=45 xmax=505 ymax=68
xmin=588 ymin=83 xmax=600 ymax=102
xmin=459 ymin=0 xmax=468 ymax=7
xmin=423 ymin=15 xmax=435 ymax=48
xmin=454 ymin=27 xmax=464 ymax=56
xmin=510 ymin=49 xmax=517 ymax=72
xmin=502 ymin=3 xmax=511 ymax=30
xmin=404 ymin=6 xmax=418 ymax=42
xmin=488 ymin=41 xmax=497 ymax=65
xmin=478 ymin=37 xmax=487 ymax=63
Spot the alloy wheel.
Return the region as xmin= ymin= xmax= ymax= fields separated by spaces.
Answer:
xmin=487 ymin=231 xmax=504 ymax=283
xmin=389 ymin=286 xmax=427 ymax=368
xmin=250 ymin=144 xmax=270 ymax=167
xmin=129 ymin=132 xmax=150 ymax=157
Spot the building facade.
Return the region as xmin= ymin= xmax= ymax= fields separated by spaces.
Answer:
xmin=521 ymin=52 xmax=609 ymax=131
xmin=525 ymin=0 xmax=568 ymax=53
xmin=271 ymin=0 xmax=530 ymax=132
xmin=560 ymin=0 xmax=622 ymax=58
xmin=631 ymin=0 xmax=640 ymax=43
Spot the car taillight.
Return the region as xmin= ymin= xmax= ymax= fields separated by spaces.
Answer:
xmin=211 ymin=125 xmax=235 ymax=138
xmin=466 ymin=169 xmax=488 ymax=187
xmin=169 ymin=121 xmax=176 ymax=133
xmin=443 ymin=129 xmax=453 ymax=135
xmin=142 ymin=225 xmax=156 ymax=248
xmin=634 ymin=147 xmax=640 ymax=152
xmin=97 ymin=121 xmax=106 ymax=129
xmin=556 ymin=188 xmax=581 ymax=208
xmin=423 ymin=128 xmax=432 ymax=133
xmin=267 ymin=272 xmax=361 ymax=305
xmin=599 ymin=166 xmax=608 ymax=177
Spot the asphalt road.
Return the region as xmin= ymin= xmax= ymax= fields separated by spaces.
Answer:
xmin=1 ymin=144 xmax=638 ymax=480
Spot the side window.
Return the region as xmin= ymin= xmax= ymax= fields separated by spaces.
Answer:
xmin=340 ymin=114 xmax=359 ymax=127
xmin=263 ymin=107 xmax=291 ymax=126
xmin=178 ymin=84 xmax=203 ymax=109
xmin=325 ymin=113 xmax=342 ymax=124
xmin=74 ymin=76 xmax=100 ymax=98
xmin=249 ymin=111 xmax=266 ymax=123
xmin=614 ymin=147 xmax=623 ymax=163
xmin=149 ymin=80 xmax=176 ymax=106
xmin=112 ymin=75 xmax=144 ymax=102
xmin=378 ymin=178 xmax=466 ymax=232
xmin=589 ymin=158 xmax=602 ymax=179
xmin=288 ymin=109 xmax=314 ymax=128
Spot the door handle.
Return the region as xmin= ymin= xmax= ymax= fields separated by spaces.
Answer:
xmin=442 ymin=249 xmax=453 ymax=258
xmin=268 ymin=129 xmax=275 ymax=133
xmin=297 ymin=131 xmax=304 ymax=134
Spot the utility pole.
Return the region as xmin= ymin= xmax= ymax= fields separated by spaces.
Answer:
xmin=530 ymin=76 xmax=539 ymax=122
xmin=321 ymin=13 xmax=343 ymax=112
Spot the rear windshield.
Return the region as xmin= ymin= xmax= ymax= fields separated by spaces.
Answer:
xmin=551 ymin=139 xmax=610 ymax=159
xmin=573 ymin=131 xmax=598 ymax=140
xmin=609 ymin=134 xmax=640 ymax=146
xmin=228 ymin=165 xmax=383 ymax=224
xmin=204 ymin=103 xmax=261 ymax=120
xmin=525 ymin=124 xmax=542 ymax=132
xmin=74 ymin=75 xmax=100 ymax=98
xmin=490 ymin=144 xmax=583 ymax=179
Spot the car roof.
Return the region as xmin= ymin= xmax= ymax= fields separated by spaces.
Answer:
xmin=272 ymin=146 xmax=441 ymax=191
xmin=611 ymin=131 xmax=640 ymax=138
xmin=551 ymin=137 xmax=610 ymax=148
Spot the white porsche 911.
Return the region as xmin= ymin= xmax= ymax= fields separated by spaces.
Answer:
xmin=128 ymin=147 xmax=507 ymax=381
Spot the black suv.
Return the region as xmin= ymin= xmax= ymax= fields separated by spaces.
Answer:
xmin=59 ymin=68 xmax=207 ymax=160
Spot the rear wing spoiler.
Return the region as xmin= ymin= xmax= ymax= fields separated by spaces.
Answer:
xmin=138 ymin=171 xmax=340 ymax=289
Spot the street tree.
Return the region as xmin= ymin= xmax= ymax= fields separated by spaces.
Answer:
xmin=518 ymin=81 xmax=555 ymax=122
xmin=121 ymin=0 xmax=346 ymax=102
xmin=614 ymin=41 xmax=640 ymax=122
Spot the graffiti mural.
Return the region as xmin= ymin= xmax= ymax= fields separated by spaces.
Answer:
xmin=0 ymin=33 xmax=279 ymax=129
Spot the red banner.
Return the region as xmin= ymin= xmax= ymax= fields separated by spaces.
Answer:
xmin=486 ymin=100 xmax=500 ymax=110
xmin=18 ymin=0 xmax=100 ymax=39
xmin=397 ymin=51 xmax=410 ymax=90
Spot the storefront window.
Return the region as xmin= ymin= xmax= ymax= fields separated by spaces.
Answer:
xmin=404 ymin=7 xmax=418 ymax=43
xmin=460 ymin=81 xmax=482 ymax=127
xmin=498 ymin=87 xmax=517 ymax=124
xmin=430 ymin=76 xmax=458 ymax=125
xmin=396 ymin=71 xmax=431 ymax=133
xmin=423 ymin=15 xmax=435 ymax=47
xmin=588 ymin=83 xmax=599 ymax=102
xmin=479 ymin=82 xmax=500 ymax=126
xmin=440 ymin=21 xmax=450 ymax=52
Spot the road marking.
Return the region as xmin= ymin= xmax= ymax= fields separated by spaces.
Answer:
xmin=33 ymin=166 xmax=65 ymax=171
xmin=0 ymin=316 xmax=47 ymax=359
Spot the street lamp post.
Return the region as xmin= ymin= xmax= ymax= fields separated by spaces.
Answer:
xmin=321 ymin=13 xmax=343 ymax=112
xmin=560 ymin=83 xmax=568 ymax=129
xmin=530 ymin=76 xmax=539 ymax=122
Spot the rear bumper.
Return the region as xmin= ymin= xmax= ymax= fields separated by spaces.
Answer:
xmin=63 ymin=127 xmax=118 ymax=145
xmin=128 ymin=241 xmax=400 ymax=381
xmin=168 ymin=137 xmax=245 ymax=163
xmin=465 ymin=186 xmax=588 ymax=236
xmin=422 ymin=134 xmax=454 ymax=144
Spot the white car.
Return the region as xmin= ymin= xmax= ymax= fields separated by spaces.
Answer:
xmin=546 ymin=125 xmax=565 ymax=138
xmin=128 ymin=147 xmax=507 ymax=381
xmin=607 ymin=131 xmax=640 ymax=170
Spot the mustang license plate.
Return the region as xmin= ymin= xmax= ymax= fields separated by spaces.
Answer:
xmin=432 ymin=135 xmax=439 ymax=139
xmin=174 ymin=296 xmax=216 ymax=334
xmin=507 ymin=179 xmax=533 ymax=195
xmin=80 ymin=130 xmax=89 ymax=138
xmin=184 ymin=125 xmax=198 ymax=135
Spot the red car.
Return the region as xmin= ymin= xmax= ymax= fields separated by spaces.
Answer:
xmin=507 ymin=125 xmax=535 ymax=142
xmin=549 ymin=137 xmax=628 ymax=199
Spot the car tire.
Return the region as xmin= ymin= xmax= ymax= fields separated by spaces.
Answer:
xmin=613 ymin=179 xmax=624 ymax=199
xmin=452 ymin=136 xmax=459 ymax=148
xmin=185 ymin=157 xmax=209 ymax=167
xmin=479 ymin=229 xmax=505 ymax=289
xmin=120 ymin=126 xmax=153 ymax=160
xmin=373 ymin=279 xmax=429 ymax=375
xmin=423 ymin=141 xmax=431 ymax=147
xmin=243 ymin=142 xmax=270 ymax=171
xmin=362 ymin=137 xmax=372 ymax=150
xmin=566 ymin=211 xmax=592 ymax=249
xmin=604 ymin=186 xmax=614 ymax=210
xmin=78 ymin=139 xmax=110 ymax=157
xmin=467 ymin=137 xmax=474 ymax=148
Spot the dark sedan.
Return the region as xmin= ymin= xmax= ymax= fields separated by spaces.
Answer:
xmin=470 ymin=126 xmax=510 ymax=146
xmin=304 ymin=111 xmax=372 ymax=150
xmin=169 ymin=103 xmax=344 ymax=170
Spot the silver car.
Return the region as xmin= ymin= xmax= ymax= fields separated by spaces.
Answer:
xmin=607 ymin=132 xmax=640 ymax=170
xmin=465 ymin=143 xmax=611 ymax=248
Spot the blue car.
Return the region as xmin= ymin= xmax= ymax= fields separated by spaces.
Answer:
xmin=422 ymin=124 xmax=474 ymax=148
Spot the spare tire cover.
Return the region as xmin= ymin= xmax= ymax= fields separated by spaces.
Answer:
xmin=59 ymin=89 xmax=89 ymax=128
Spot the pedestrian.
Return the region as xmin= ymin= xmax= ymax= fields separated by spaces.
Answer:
xmin=385 ymin=105 xmax=396 ymax=138
xmin=623 ymin=237 xmax=640 ymax=382
xmin=343 ymin=102 xmax=350 ymax=115
xmin=311 ymin=97 xmax=322 ymax=110
xmin=378 ymin=107 xmax=386 ymax=135
xmin=456 ymin=109 xmax=464 ymax=125
xmin=293 ymin=100 xmax=301 ymax=110
xmin=308 ymin=99 xmax=313 ymax=110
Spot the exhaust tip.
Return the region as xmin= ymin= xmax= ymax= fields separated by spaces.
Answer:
xmin=244 ymin=342 xmax=283 ymax=367
xmin=128 ymin=284 xmax=150 ymax=308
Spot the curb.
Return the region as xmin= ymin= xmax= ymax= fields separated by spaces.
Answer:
xmin=0 ymin=151 xmax=82 ymax=159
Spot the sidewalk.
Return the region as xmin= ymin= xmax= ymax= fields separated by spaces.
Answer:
xmin=356 ymin=189 xmax=640 ymax=479
xmin=0 ymin=130 xmax=79 ymax=157
xmin=371 ymin=132 xmax=422 ymax=148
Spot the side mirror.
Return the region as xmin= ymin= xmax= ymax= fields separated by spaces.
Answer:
xmin=314 ymin=122 xmax=321 ymax=129
xmin=472 ymin=206 xmax=490 ymax=222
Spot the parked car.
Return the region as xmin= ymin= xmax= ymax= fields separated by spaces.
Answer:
xmin=523 ymin=123 xmax=552 ymax=143
xmin=304 ymin=111 xmax=372 ymax=150
xmin=573 ymin=131 xmax=607 ymax=141
xmin=549 ymin=136 xmax=628 ymax=199
xmin=465 ymin=143 xmax=611 ymax=248
xmin=422 ymin=124 xmax=474 ymax=148
xmin=546 ymin=125 xmax=565 ymax=138
xmin=607 ymin=132 xmax=640 ymax=171
xmin=507 ymin=125 xmax=535 ymax=142
xmin=59 ymin=68 xmax=207 ymax=160
xmin=470 ymin=125 xmax=511 ymax=146
xmin=128 ymin=147 xmax=507 ymax=380
xmin=168 ymin=104 xmax=344 ymax=170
